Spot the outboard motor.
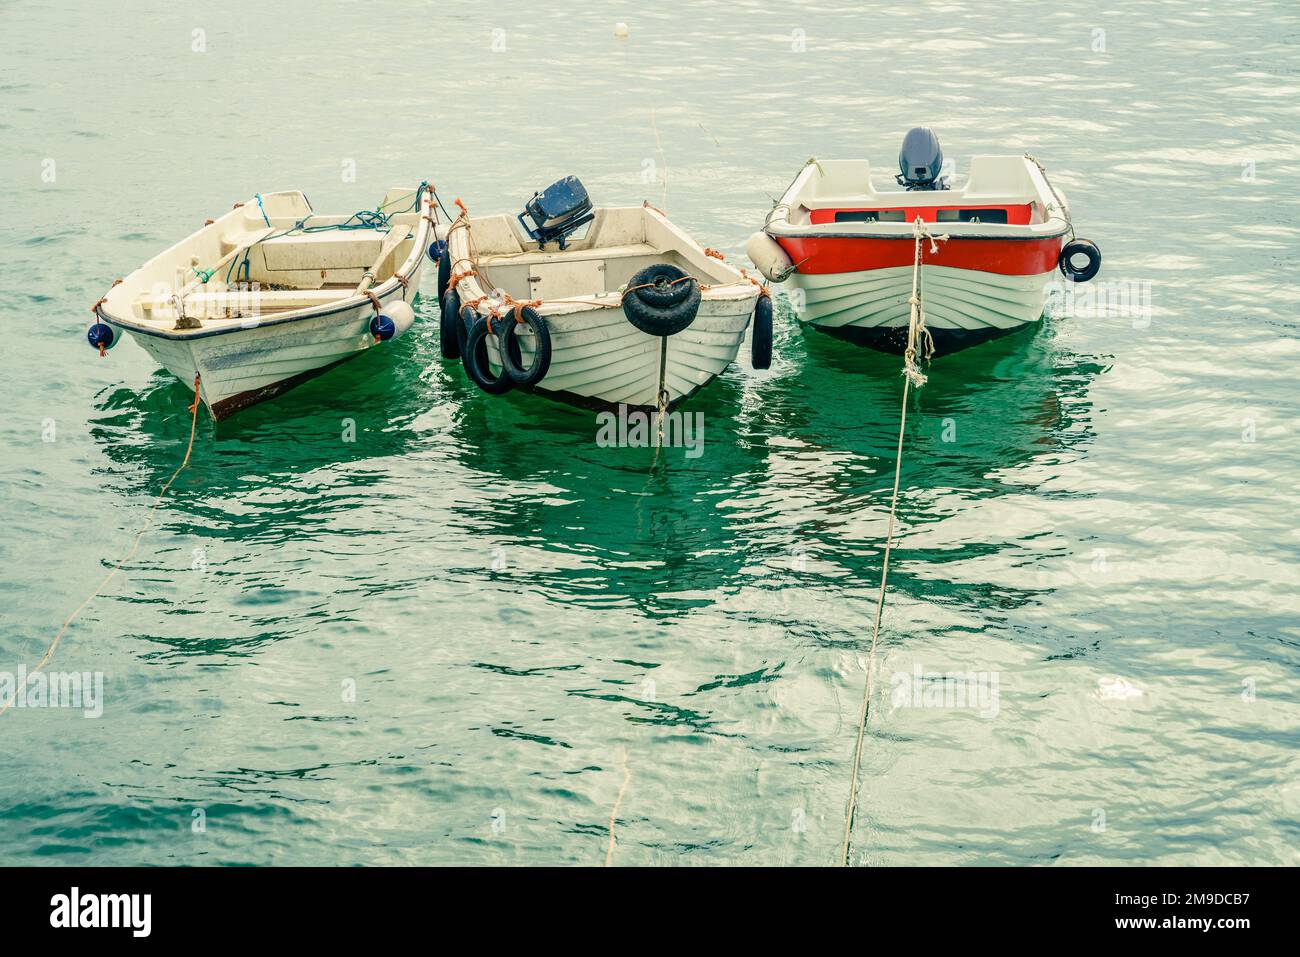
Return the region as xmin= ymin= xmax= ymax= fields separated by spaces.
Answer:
xmin=518 ymin=176 xmax=595 ymax=249
xmin=897 ymin=127 xmax=948 ymax=191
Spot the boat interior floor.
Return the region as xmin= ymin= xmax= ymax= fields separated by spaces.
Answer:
xmin=478 ymin=244 xmax=731 ymax=302
xmin=132 ymin=224 xmax=417 ymax=323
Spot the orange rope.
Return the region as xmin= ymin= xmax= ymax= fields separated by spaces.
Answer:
xmin=738 ymin=267 xmax=771 ymax=299
xmin=1 ymin=374 xmax=203 ymax=718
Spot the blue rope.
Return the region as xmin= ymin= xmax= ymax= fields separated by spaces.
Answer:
xmin=254 ymin=193 xmax=271 ymax=227
xmin=432 ymin=188 xmax=451 ymax=220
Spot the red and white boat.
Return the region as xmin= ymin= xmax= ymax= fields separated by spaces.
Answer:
xmin=747 ymin=129 xmax=1100 ymax=356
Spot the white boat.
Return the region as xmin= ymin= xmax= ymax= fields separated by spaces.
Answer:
xmin=440 ymin=178 xmax=769 ymax=411
xmin=90 ymin=186 xmax=438 ymax=419
xmin=747 ymin=129 xmax=1101 ymax=356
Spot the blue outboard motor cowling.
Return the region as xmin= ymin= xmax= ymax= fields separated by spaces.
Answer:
xmin=897 ymin=127 xmax=947 ymax=190
xmin=518 ymin=176 xmax=595 ymax=249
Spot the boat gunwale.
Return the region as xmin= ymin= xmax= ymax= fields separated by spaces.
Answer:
xmin=765 ymin=226 xmax=1071 ymax=242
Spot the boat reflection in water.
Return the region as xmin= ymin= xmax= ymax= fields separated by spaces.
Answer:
xmin=441 ymin=307 xmax=1105 ymax=626
xmin=87 ymin=329 xmax=435 ymax=658
xmin=89 ymin=307 xmax=1104 ymax=657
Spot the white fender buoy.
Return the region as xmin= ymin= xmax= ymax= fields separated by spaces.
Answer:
xmin=614 ymin=22 xmax=630 ymax=39
xmin=746 ymin=231 xmax=794 ymax=283
xmin=380 ymin=299 xmax=416 ymax=340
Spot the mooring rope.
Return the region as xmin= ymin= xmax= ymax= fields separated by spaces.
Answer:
xmin=604 ymin=746 xmax=631 ymax=866
xmin=839 ymin=219 xmax=946 ymax=865
xmin=0 ymin=374 xmax=203 ymax=718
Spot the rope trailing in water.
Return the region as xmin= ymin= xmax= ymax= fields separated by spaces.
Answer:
xmin=839 ymin=219 xmax=946 ymax=865
xmin=0 ymin=374 xmax=203 ymax=718
xmin=604 ymin=746 xmax=631 ymax=866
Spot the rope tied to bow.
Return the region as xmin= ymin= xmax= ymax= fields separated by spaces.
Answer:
xmin=840 ymin=216 xmax=947 ymax=866
xmin=901 ymin=218 xmax=947 ymax=389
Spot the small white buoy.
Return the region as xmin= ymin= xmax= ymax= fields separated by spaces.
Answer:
xmin=614 ymin=22 xmax=630 ymax=39
xmin=1095 ymin=675 xmax=1143 ymax=701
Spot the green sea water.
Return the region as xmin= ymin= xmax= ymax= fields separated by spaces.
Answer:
xmin=1 ymin=0 xmax=1298 ymax=865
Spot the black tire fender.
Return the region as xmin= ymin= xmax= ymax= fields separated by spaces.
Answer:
xmin=497 ymin=306 xmax=553 ymax=387
xmin=627 ymin=263 xmax=693 ymax=309
xmin=436 ymin=246 xmax=452 ymax=307
xmin=440 ymin=288 xmax=461 ymax=359
xmin=462 ymin=316 xmax=515 ymax=395
xmin=456 ymin=304 xmax=478 ymax=359
xmin=751 ymin=293 xmax=773 ymax=370
xmin=623 ymin=264 xmax=701 ymax=337
xmin=1059 ymin=239 xmax=1101 ymax=283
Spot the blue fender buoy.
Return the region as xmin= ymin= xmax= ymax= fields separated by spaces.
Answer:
xmin=86 ymin=319 xmax=117 ymax=355
xmin=372 ymin=300 xmax=415 ymax=342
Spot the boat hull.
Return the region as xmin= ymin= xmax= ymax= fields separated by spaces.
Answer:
xmin=117 ymin=278 xmax=422 ymax=419
xmin=778 ymin=241 xmax=1061 ymax=357
xmin=449 ymin=204 xmax=760 ymax=412
xmin=486 ymin=295 xmax=755 ymax=411
xmin=95 ymin=186 xmax=435 ymax=419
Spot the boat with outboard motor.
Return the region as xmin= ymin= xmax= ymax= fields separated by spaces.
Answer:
xmin=747 ymin=128 xmax=1100 ymax=356
xmin=439 ymin=177 xmax=770 ymax=411
xmin=88 ymin=185 xmax=441 ymax=419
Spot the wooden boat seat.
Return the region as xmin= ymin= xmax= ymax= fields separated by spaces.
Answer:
xmin=480 ymin=242 xmax=716 ymax=301
xmin=482 ymin=243 xmax=670 ymax=300
xmin=135 ymin=287 xmax=358 ymax=320
xmin=260 ymin=231 xmax=387 ymax=271
xmin=482 ymin=242 xmax=659 ymax=267
xmin=185 ymin=288 xmax=357 ymax=310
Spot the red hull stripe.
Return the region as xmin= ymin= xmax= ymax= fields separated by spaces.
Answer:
xmin=776 ymin=235 xmax=1063 ymax=276
xmin=809 ymin=203 xmax=1033 ymax=226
